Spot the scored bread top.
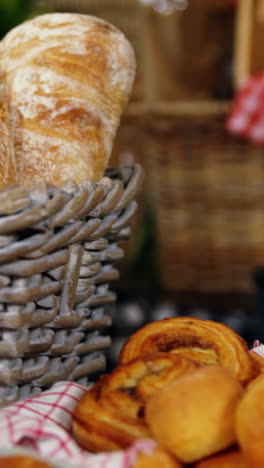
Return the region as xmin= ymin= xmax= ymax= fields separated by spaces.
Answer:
xmin=0 ymin=13 xmax=136 ymax=188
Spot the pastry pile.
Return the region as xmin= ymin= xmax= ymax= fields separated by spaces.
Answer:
xmin=0 ymin=12 xmax=136 ymax=189
xmin=72 ymin=317 xmax=264 ymax=467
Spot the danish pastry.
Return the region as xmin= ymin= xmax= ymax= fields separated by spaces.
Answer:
xmin=145 ymin=365 xmax=244 ymax=464
xmin=119 ymin=317 xmax=257 ymax=385
xmin=72 ymin=378 xmax=150 ymax=452
xmin=72 ymin=353 xmax=199 ymax=452
xmin=0 ymin=13 xmax=136 ymax=188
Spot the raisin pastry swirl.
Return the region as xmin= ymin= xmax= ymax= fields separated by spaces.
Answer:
xmin=72 ymin=352 xmax=199 ymax=452
xmin=119 ymin=317 xmax=257 ymax=386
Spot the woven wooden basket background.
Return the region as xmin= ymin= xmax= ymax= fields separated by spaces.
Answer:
xmin=146 ymin=101 xmax=264 ymax=294
xmin=0 ymin=164 xmax=143 ymax=407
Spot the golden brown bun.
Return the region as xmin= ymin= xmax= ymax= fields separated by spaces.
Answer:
xmin=0 ymin=68 xmax=17 ymax=188
xmin=119 ymin=317 xmax=257 ymax=385
xmin=0 ymin=13 xmax=135 ymax=188
xmin=0 ymin=455 xmax=52 ymax=468
xmin=236 ymin=372 xmax=264 ymax=467
xmin=195 ymin=448 xmax=248 ymax=467
xmin=145 ymin=365 xmax=244 ymax=464
xmin=133 ymin=446 xmax=183 ymax=468
xmin=72 ymin=353 xmax=199 ymax=452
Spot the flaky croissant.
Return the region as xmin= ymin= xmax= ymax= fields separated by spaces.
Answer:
xmin=119 ymin=317 xmax=257 ymax=385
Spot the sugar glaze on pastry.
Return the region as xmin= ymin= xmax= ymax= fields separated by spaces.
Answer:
xmin=0 ymin=13 xmax=136 ymax=187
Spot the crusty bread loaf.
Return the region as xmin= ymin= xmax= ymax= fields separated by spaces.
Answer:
xmin=0 ymin=13 xmax=136 ymax=188
xmin=0 ymin=67 xmax=17 ymax=188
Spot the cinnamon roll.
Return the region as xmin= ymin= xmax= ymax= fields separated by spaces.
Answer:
xmin=72 ymin=353 xmax=199 ymax=452
xmin=119 ymin=317 xmax=257 ymax=385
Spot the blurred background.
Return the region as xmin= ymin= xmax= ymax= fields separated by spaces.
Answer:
xmin=2 ymin=0 xmax=264 ymax=368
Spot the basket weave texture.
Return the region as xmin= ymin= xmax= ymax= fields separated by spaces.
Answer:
xmin=147 ymin=101 xmax=264 ymax=293
xmin=0 ymin=164 xmax=143 ymax=407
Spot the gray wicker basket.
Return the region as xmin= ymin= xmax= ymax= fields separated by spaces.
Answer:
xmin=0 ymin=164 xmax=143 ymax=407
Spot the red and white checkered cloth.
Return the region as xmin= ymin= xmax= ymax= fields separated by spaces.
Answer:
xmin=227 ymin=74 xmax=264 ymax=145
xmin=0 ymin=381 xmax=156 ymax=468
xmin=0 ymin=343 xmax=263 ymax=467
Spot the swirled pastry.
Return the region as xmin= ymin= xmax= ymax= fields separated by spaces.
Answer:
xmin=72 ymin=379 xmax=150 ymax=452
xmin=72 ymin=353 xmax=199 ymax=452
xmin=0 ymin=454 xmax=52 ymax=468
xmin=194 ymin=448 xmax=247 ymax=467
xmin=101 ymin=352 xmax=200 ymax=403
xmin=145 ymin=365 xmax=244 ymax=464
xmin=119 ymin=317 xmax=257 ymax=385
xmin=0 ymin=13 xmax=136 ymax=188
xmin=236 ymin=372 xmax=264 ymax=467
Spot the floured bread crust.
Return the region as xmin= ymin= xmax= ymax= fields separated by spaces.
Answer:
xmin=0 ymin=66 xmax=17 ymax=188
xmin=0 ymin=13 xmax=136 ymax=188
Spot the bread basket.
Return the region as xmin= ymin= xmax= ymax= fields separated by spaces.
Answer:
xmin=0 ymin=163 xmax=143 ymax=407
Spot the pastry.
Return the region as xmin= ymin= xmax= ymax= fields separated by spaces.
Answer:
xmin=0 ymin=67 xmax=17 ymax=188
xmin=145 ymin=365 xmax=244 ymax=464
xmin=0 ymin=454 xmax=52 ymax=468
xmin=72 ymin=378 xmax=150 ymax=452
xmin=119 ymin=317 xmax=257 ymax=385
xmin=133 ymin=446 xmax=183 ymax=468
xmin=195 ymin=448 xmax=248 ymax=467
xmin=72 ymin=353 xmax=198 ymax=452
xmin=0 ymin=12 xmax=136 ymax=188
xmin=101 ymin=352 xmax=200 ymax=403
xmin=236 ymin=372 xmax=264 ymax=467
